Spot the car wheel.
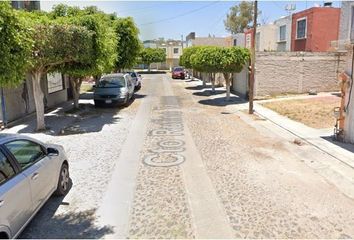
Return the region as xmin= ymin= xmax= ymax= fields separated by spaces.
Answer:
xmin=94 ymin=100 xmax=101 ymax=107
xmin=54 ymin=163 xmax=70 ymax=196
xmin=123 ymin=95 xmax=129 ymax=107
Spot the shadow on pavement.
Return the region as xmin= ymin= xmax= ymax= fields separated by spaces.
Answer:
xmin=185 ymin=85 xmax=209 ymax=91
xmin=134 ymin=93 xmax=147 ymax=99
xmin=193 ymin=90 xmax=226 ymax=97
xmin=17 ymin=103 xmax=122 ymax=136
xmin=321 ymin=136 xmax=354 ymax=154
xmin=137 ymin=70 xmax=167 ymax=74
xmin=198 ymin=96 xmax=246 ymax=107
xmin=20 ymin=183 xmax=113 ymax=238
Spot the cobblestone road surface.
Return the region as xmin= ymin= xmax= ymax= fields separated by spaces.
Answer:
xmin=7 ymin=73 xmax=354 ymax=238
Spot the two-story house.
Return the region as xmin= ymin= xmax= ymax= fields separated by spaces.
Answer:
xmin=291 ymin=6 xmax=340 ymax=52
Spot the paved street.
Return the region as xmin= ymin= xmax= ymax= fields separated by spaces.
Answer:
xmin=9 ymin=73 xmax=354 ymax=238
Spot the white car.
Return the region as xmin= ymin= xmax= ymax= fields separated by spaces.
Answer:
xmin=127 ymin=71 xmax=142 ymax=90
xmin=0 ymin=134 xmax=69 ymax=239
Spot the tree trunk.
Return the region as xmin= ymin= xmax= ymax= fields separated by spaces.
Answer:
xmin=31 ymin=71 xmax=46 ymax=131
xmin=94 ymin=75 xmax=101 ymax=86
xmin=210 ymin=73 xmax=215 ymax=93
xmin=69 ymin=76 xmax=83 ymax=109
xmin=223 ymin=73 xmax=231 ymax=101
xmin=202 ymin=72 xmax=206 ymax=86
xmin=148 ymin=64 xmax=151 ymax=72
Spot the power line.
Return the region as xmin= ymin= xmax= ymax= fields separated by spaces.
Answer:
xmin=117 ymin=4 xmax=163 ymax=15
xmin=138 ymin=1 xmax=219 ymax=26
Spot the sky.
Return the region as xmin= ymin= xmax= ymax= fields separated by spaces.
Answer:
xmin=40 ymin=1 xmax=342 ymax=41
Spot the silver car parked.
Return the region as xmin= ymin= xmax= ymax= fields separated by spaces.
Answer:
xmin=93 ymin=73 xmax=135 ymax=107
xmin=0 ymin=134 xmax=69 ymax=239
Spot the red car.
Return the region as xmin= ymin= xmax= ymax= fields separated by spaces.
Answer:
xmin=172 ymin=67 xmax=185 ymax=79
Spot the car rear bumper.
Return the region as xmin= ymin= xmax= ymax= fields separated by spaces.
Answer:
xmin=94 ymin=95 xmax=127 ymax=105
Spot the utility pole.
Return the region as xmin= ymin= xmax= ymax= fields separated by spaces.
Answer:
xmin=181 ymin=34 xmax=184 ymax=50
xmin=249 ymin=0 xmax=258 ymax=114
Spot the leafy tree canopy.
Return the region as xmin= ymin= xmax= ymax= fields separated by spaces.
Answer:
xmin=179 ymin=46 xmax=202 ymax=69
xmin=140 ymin=48 xmax=166 ymax=65
xmin=0 ymin=1 xmax=32 ymax=87
xmin=224 ymin=1 xmax=256 ymax=34
xmin=114 ymin=17 xmax=141 ymax=71
xmin=50 ymin=4 xmax=117 ymax=77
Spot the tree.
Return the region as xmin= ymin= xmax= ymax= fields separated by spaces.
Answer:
xmin=114 ymin=17 xmax=141 ymax=72
xmin=224 ymin=1 xmax=254 ymax=34
xmin=190 ymin=46 xmax=219 ymax=91
xmin=217 ymin=47 xmax=250 ymax=100
xmin=52 ymin=5 xmax=118 ymax=109
xmin=0 ymin=2 xmax=32 ymax=87
xmin=139 ymin=48 xmax=166 ymax=71
xmin=23 ymin=10 xmax=95 ymax=130
xmin=179 ymin=46 xmax=201 ymax=69
xmin=190 ymin=46 xmax=250 ymax=100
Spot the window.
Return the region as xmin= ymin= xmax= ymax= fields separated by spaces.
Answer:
xmin=0 ymin=151 xmax=15 ymax=185
xmin=296 ymin=18 xmax=307 ymax=39
xmin=233 ymin=39 xmax=237 ymax=46
xmin=173 ymin=48 xmax=179 ymax=54
xmin=351 ymin=7 xmax=354 ymax=42
xmin=279 ymin=25 xmax=286 ymax=41
xmin=5 ymin=140 xmax=45 ymax=170
xmin=47 ymin=72 xmax=64 ymax=93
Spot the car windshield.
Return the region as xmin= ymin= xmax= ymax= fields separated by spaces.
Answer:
xmin=174 ymin=68 xmax=183 ymax=72
xmin=98 ymin=76 xmax=126 ymax=88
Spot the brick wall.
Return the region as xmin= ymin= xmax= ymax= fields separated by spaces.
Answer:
xmin=254 ymin=52 xmax=346 ymax=97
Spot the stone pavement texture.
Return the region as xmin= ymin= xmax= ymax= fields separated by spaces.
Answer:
xmin=5 ymin=73 xmax=354 ymax=238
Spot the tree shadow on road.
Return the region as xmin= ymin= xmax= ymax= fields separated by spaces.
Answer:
xmin=17 ymin=103 xmax=122 ymax=136
xmin=193 ymin=90 xmax=226 ymax=97
xmin=185 ymin=85 xmax=209 ymax=91
xmin=20 ymin=178 xmax=113 ymax=239
xmin=198 ymin=96 xmax=246 ymax=107
xmin=20 ymin=196 xmax=113 ymax=238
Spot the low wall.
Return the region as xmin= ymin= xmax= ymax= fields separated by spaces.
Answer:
xmin=1 ymin=73 xmax=69 ymax=123
xmin=255 ymin=52 xmax=347 ymax=97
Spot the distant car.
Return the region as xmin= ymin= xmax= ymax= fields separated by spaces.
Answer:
xmin=172 ymin=67 xmax=185 ymax=79
xmin=0 ymin=134 xmax=69 ymax=239
xmin=127 ymin=71 xmax=142 ymax=90
xmin=93 ymin=73 xmax=135 ymax=107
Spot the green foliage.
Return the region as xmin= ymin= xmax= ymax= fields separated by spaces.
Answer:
xmin=140 ymin=48 xmax=166 ymax=65
xmin=114 ymin=17 xmax=141 ymax=71
xmin=0 ymin=1 xmax=32 ymax=87
xmin=50 ymin=4 xmax=117 ymax=77
xmin=190 ymin=46 xmax=250 ymax=74
xmin=218 ymin=46 xmax=250 ymax=73
xmin=23 ymin=13 xmax=95 ymax=75
xmin=190 ymin=46 xmax=219 ymax=73
xmin=224 ymin=1 xmax=255 ymax=34
xmin=179 ymin=46 xmax=202 ymax=69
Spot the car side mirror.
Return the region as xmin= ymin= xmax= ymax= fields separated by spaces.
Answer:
xmin=47 ymin=147 xmax=59 ymax=156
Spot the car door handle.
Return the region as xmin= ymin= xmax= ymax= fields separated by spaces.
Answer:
xmin=31 ymin=173 xmax=39 ymax=180
xmin=0 ymin=200 xmax=4 ymax=207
